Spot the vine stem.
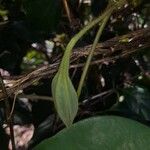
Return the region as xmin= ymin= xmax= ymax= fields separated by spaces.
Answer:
xmin=77 ymin=11 xmax=113 ymax=97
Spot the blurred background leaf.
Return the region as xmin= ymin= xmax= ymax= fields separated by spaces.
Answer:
xmin=113 ymin=85 xmax=150 ymax=122
xmin=23 ymin=0 xmax=62 ymax=32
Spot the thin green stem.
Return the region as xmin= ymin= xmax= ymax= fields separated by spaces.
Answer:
xmin=59 ymin=4 xmax=114 ymax=73
xmin=77 ymin=11 xmax=112 ymax=97
xmin=60 ymin=0 xmax=127 ymax=73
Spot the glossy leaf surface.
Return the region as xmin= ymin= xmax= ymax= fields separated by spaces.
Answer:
xmin=34 ymin=116 xmax=150 ymax=150
xmin=114 ymin=86 xmax=150 ymax=121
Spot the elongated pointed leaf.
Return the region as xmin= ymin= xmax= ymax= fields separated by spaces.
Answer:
xmin=34 ymin=116 xmax=150 ymax=150
xmin=51 ymin=0 xmax=127 ymax=128
xmin=52 ymin=72 xmax=78 ymax=127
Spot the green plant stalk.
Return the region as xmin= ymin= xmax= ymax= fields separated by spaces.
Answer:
xmin=59 ymin=5 xmax=114 ymax=73
xmin=59 ymin=0 xmax=128 ymax=73
xmin=77 ymin=11 xmax=113 ymax=97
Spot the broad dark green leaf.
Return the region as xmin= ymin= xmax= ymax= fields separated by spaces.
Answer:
xmin=34 ymin=116 xmax=150 ymax=150
xmin=52 ymin=72 xmax=78 ymax=127
xmin=113 ymin=86 xmax=150 ymax=121
xmin=23 ymin=0 xmax=61 ymax=32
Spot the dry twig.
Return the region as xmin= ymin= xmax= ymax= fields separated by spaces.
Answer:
xmin=0 ymin=27 xmax=149 ymax=100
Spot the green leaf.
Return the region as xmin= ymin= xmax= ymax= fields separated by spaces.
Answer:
xmin=0 ymin=9 xmax=8 ymax=17
xmin=51 ymin=2 xmax=112 ymax=128
xmin=52 ymin=72 xmax=78 ymax=127
xmin=23 ymin=0 xmax=61 ymax=32
xmin=34 ymin=116 xmax=150 ymax=150
xmin=113 ymin=86 xmax=150 ymax=121
xmin=51 ymin=0 xmax=127 ymax=128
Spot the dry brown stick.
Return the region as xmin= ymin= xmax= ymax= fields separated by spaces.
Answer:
xmin=4 ymin=27 xmax=150 ymax=82
xmin=81 ymin=90 xmax=114 ymax=104
xmin=17 ymin=93 xmax=53 ymax=101
xmin=62 ymin=0 xmax=72 ymax=24
xmin=0 ymin=28 xmax=149 ymax=99
xmin=0 ymin=74 xmax=16 ymax=150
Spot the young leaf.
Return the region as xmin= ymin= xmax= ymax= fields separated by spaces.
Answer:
xmin=52 ymin=72 xmax=78 ymax=127
xmin=51 ymin=0 xmax=127 ymax=127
